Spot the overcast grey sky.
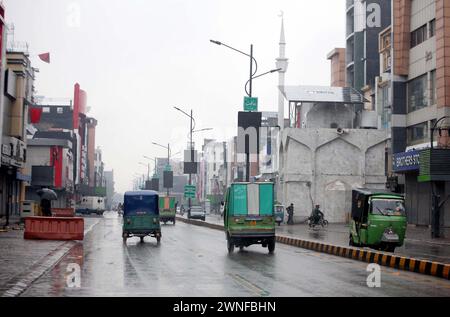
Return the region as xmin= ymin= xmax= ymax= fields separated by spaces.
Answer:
xmin=4 ymin=0 xmax=345 ymax=193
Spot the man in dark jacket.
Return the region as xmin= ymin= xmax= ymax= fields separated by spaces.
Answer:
xmin=286 ymin=204 xmax=294 ymax=225
xmin=310 ymin=204 xmax=324 ymax=224
xmin=41 ymin=199 xmax=52 ymax=217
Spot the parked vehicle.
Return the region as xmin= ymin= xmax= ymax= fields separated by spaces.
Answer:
xmin=349 ymin=189 xmax=407 ymax=253
xmin=274 ymin=204 xmax=285 ymax=226
xmin=76 ymin=196 xmax=106 ymax=215
xmin=224 ymin=182 xmax=276 ymax=254
xmin=122 ymin=191 xmax=161 ymax=244
xmin=159 ymin=196 xmax=176 ymax=225
xmin=188 ymin=205 xmax=206 ymax=221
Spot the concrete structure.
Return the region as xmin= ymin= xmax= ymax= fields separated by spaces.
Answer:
xmin=278 ymin=86 xmax=388 ymax=223
xmin=86 ymin=118 xmax=97 ymax=187
xmin=24 ymin=137 xmax=74 ymax=208
xmin=276 ymin=15 xmax=289 ymax=130
xmin=386 ymin=0 xmax=450 ymax=229
xmin=104 ymin=170 xmax=115 ymax=210
xmin=0 ymin=50 xmax=35 ymax=223
xmin=327 ymin=48 xmax=346 ymax=87
xmin=257 ymin=112 xmax=280 ymax=181
xmin=279 ymin=128 xmax=388 ymax=223
xmin=200 ymin=139 xmax=228 ymax=211
xmin=346 ymin=0 xmax=392 ymax=93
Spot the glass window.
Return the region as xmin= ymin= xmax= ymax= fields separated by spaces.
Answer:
xmin=407 ymin=122 xmax=429 ymax=145
xmin=371 ymin=199 xmax=406 ymax=216
xmin=411 ymin=24 xmax=427 ymax=48
xmin=430 ymin=70 xmax=437 ymax=106
xmin=124 ymin=195 xmax=158 ymax=215
xmin=429 ymin=19 xmax=436 ymax=38
xmin=408 ymin=74 xmax=428 ymax=112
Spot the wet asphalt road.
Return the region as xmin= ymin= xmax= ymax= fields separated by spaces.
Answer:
xmin=22 ymin=211 xmax=450 ymax=297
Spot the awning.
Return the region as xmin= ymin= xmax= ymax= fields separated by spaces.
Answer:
xmin=279 ymin=85 xmax=368 ymax=104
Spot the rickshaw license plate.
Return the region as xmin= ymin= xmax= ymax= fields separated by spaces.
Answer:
xmin=250 ymin=221 xmax=257 ymax=226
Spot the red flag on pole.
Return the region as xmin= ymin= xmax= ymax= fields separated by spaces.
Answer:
xmin=38 ymin=53 xmax=50 ymax=63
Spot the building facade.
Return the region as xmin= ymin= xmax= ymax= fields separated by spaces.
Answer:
xmin=388 ymin=0 xmax=450 ymax=229
xmin=0 ymin=50 xmax=35 ymax=223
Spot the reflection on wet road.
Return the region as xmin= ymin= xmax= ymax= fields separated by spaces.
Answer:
xmin=22 ymin=212 xmax=450 ymax=297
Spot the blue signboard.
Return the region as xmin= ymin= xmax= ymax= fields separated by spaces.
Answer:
xmin=392 ymin=150 xmax=421 ymax=172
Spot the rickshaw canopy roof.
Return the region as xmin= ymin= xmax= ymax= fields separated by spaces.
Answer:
xmin=125 ymin=190 xmax=159 ymax=197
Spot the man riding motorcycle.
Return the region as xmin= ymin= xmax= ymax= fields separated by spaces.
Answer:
xmin=309 ymin=204 xmax=325 ymax=227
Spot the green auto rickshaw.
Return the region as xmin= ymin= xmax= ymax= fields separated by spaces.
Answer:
xmin=224 ymin=182 xmax=276 ymax=254
xmin=159 ymin=196 xmax=176 ymax=225
xmin=123 ymin=191 xmax=162 ymax=244
xmin=349 ymin=189 xmax=407 ymax=252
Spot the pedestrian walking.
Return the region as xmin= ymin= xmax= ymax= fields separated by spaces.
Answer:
xmin=41 ymin=198 xmax=52 ymax=217
xmin=287 ymin=203 xmax=294 ymax=225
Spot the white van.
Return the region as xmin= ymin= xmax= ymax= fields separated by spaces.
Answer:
xmin=77 ymin=196 xmax=106 ymax=215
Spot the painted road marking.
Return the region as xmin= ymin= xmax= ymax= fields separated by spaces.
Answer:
xmin=228 ymin=273 xmax=270 ymax=297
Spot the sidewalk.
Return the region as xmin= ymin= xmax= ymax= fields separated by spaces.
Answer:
xmin=198 ymin=213 xmax=450 ymax=264
xmin=0 ymin=218 xmax=99 ymax=295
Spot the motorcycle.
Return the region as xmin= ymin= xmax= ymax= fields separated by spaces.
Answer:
xmin=308 ymin=215 xmax=329 ymax=229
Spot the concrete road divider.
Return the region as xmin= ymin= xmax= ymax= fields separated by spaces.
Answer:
xmin=275 ymin=236 xmax=450 ymax=281
xmin=24 ymin=217 xmax=84 ymax=241
xmin=177 ymin=216 xmax=450 ymax=280
xmin=51 ymin=208 xmax=75 ymax=217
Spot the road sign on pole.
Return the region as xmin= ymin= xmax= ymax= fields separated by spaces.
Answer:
xmin=184 ymin=185 xmax=196 ymax=199
xmin=244 ymin=96 xmax=258 ymax=112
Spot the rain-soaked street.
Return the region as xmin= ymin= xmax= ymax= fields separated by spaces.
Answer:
xmin=22 ymin=212 xmax=450 ymax=297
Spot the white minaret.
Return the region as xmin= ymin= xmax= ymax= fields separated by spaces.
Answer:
xmin=276 ymin=13 xmax=288 ymax=130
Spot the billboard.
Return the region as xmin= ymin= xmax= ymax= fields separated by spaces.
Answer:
xmin=163 ymin=171 xmax=173 ymax=189
xmin=237 ymin=112 xmax=262 ymax=154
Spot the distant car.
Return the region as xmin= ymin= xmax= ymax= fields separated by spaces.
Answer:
xmin=188 ymin=206 xmax=206 ymax=221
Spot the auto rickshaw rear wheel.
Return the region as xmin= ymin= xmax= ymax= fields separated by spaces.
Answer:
xmin=268 ymin=238 xmax=275 ymax=254
xmin=227 ymin=240 xmax=234 ymax=254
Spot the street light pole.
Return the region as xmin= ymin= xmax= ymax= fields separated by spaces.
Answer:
xmin=167 ymin=143 xmax=170 ymax=197
xmin=430 ymin=116 xmax=450 ymax=238
xmin=249 ymin=44 xmax=253 ymax=97
xmin=189 ymin=110 xmax=194 ymax=209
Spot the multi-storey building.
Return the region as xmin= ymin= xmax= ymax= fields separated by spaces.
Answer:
xmin=386 ymin=0 xmax=450 ymax=229
xmin=0 ymin=49 xmax=35 ymax=223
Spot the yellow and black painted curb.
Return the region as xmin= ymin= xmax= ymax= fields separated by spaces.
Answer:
xmin=176 ymin=217 xmax=450 ymax=280
xmin=276 ymin=236 xmax=450 ymax=280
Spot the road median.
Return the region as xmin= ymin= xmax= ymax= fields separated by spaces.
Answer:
xmin=176 ymin=216 xmax=450 ymax=281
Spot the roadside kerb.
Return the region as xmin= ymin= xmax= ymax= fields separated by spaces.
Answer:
xmin=176 ymin=216 xmax=450 ymax=280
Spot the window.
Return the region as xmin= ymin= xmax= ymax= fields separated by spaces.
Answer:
xmin=408 ymin=74 xmax=428 ymax=112
xmin=411 ymin=24 xmax=427 ymax=48
xmin=407 ymin=122 xmax=429 ymax=145
xmin=57 ymin=107 xmax=63 ymax=114
xmin=381 ymin=85 xmax=391 ymax=130
xmin=429 ymin=19 xmax=436 ymax=38
xmin=43 ymin=107 xmax=50 ymax=113
xmin=430 ymin=70 xmax=437 ymax=106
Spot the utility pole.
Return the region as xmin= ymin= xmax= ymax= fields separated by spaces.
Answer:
xmin=167 ymin=143 xmax=170 ymax=197
xmin=189 ymin=110 xmax=193 ymax=209
xmin=246 ymin=45 xmax=253 ymax=183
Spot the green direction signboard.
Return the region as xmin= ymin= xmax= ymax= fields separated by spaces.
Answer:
xmin=184 ymin=185 xmax=196 ymax=198
xmin=244 ymin=96 xmax=258 ymax=112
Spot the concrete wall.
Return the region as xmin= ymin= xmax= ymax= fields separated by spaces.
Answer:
xmin=279 ymin=128 xmax=388 ymax=223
